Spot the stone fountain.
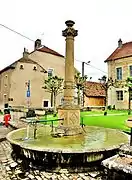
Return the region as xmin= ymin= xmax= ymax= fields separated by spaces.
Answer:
xmin=7 ymin=21 xmax=129 ymax=172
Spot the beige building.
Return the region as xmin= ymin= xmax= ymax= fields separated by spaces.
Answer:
xmin=105 ymin=39 xmax=132 ymax=109
xmin=0 ymin=39 xmax=65 ymax=109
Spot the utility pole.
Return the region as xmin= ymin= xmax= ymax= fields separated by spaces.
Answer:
xmin=82 ymin=62 xmax=85 ymax=77
xmin=82 ymin=62 xmax=85 ymax=107
xmin=128 ymin=86 xmax=131 ymax=115
xmin=81 ymin=61 xmax=91 ymax=107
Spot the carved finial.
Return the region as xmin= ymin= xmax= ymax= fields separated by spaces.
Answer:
xmin=62 ymin=20 xmax=78 ymax=37
xmin=65 ymin=20 xmax=75 ymax=27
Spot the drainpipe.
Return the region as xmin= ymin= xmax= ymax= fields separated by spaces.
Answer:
xmin=128 ymin=87 xmax=131 ymax=115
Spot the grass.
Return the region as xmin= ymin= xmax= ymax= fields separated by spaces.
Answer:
xmin=39 ymin=110 xmax=131 ymax=133
xmin=39 ymin=114 xmax=59 ymax=125
xmin=82 ymin=114 xmax=130 ymax=133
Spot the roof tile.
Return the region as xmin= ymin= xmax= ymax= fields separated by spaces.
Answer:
xmin=84 ymin=81 xmax=106 ymax=97
xmin=37 ymin=46 xmax=64 ymax=58
xmin=105 ymin=41 xmax=132 ymax=62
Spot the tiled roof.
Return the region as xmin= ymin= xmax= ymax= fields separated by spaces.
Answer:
xmin=37 ymin=46 xmax=64 ymax=58
xmin=0 ymin=45 xmax=63 ymax=74
xmin=105 ymin=41 xmax=132 ymax=62
xmin=84 ymin=81 xmax=106 ymax=97
xmin=0 ymin=58 xmax=47 ymax=74
xmin=0 ymin=65 xmax=15 ymax=74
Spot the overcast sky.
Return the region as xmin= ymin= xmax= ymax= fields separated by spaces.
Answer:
xmin=0 ymin=0 xmax=132 ymax=81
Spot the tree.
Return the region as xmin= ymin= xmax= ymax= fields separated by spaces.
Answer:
xmin=75 ymin=72 xmax=87 ymax=106
xmin=43 ymin=76 xmax=63 ymax=113
xmin=99 ymin=75 xmax=123 ymax=108
xmin=98 ymin=76 xmax=115 ymax=107
xmin=126 ymin=77 xmax=132 ymax=114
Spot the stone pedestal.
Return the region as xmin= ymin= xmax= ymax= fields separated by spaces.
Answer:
xmin=57 ymin=106 xmax=82 ymax=136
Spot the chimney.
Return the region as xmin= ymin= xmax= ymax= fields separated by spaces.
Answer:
xmin=118 ymin=38 xmax=122 ymax=48
xmin=23 ymin=47 xmax=29 ymax=59
xmin=34 ymin=39 xmax=41 ymax=50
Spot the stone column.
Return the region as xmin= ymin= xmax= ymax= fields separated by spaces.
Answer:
xmin=57 ymin=20 xmax=82 ymax=136
xmin=62 ymin=20 xmax=77 ymax=105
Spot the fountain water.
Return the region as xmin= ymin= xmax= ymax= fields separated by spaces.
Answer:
xmin=7 ymin=20 xmax=129 ymax=172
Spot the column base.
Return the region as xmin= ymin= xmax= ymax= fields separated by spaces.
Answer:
xmin=54 ymin=106 xmax=83 ymax=136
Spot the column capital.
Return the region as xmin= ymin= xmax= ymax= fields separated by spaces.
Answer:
xmin=62 ymin=20 xmax=78 ymax=37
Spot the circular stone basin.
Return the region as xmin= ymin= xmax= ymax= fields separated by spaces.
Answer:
xmin=7 ymin=125 xmax=129 ymax=172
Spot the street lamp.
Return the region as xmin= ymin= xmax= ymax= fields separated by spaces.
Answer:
xmin=82 ymin=61 xmax=91 ymax=77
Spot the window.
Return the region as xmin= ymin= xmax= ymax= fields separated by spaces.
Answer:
xmin=3 ymin=94 xmax=7 ymax=98
xmin=8 ymin=98 xmax=13 ymax=101
xmin=48 ymin=68 xmax=53 ymax=77
xmin=130 ymin=66 xmax=132 ymax=76
xmin=43 ymin=100 xmax=49 ymax=107
xmin=20 ymin=64 xmax=24 ymax=69
xmin=116 ymin=91 xmax=123 ymax=100
xmin=116 ymin=67 xmax=122 ymax=80
xmin=33 ymin=66 xmax=37 ymax=71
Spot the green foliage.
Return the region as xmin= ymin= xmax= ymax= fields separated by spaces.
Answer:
xmin=4 ymin=108 xmax=10 ymax=114
xmin=107 ymin=105 xmax=112 ymax=110
xmin=43 ymin=76 xmax=63 ymax=94
xmin=98 ymin=75 xmax=107 ymax=83
xmin=74 ymin=72 xmax=87 ymax=105
xmin=112 ymin=105 xmax=116 ymax=110
xmin=0 ymin=109 xmax=3 ymax=114
xmin=128 ymin=110 xmax=131 ymax=115
xmin=104 ymin=111 xmax=107 ymax=116
xmin=26 ymin=109 xmax=36 ymax=117
xmin=45 ymin=108 xmax=54 ymax=115
xmin=75 ymin=72 xmax=87 ymax=89
xmin=126 ymin=77 xmax=132 ymax=87
xmin=43 ymin=76 xmax=63 ymax=113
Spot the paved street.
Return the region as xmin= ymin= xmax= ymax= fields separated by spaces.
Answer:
xmin=0 ymin=126 xmax=11 ymax=141
xmin=0 ymin=126 xmax=106 ymax=180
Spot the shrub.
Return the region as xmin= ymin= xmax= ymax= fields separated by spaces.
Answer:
xmin=26 ymin=109 xmax=36 ymax=117
xmin=104 ymin=111 xmax=107 ymax=116
xmin=107 ymin=105 xmax=112 ymax=110
xmin=128 ymin=110 xmax=131 ymax=115
xmin=112 ymin=105 xmax=116 ymax=110
xmin=45 ymin=108 xmax=54 ymax=115
xmin=53 ymin=113 xmax=57 ymax=117
xmin=102 ymin=107 xmax=105 ymax=111
xmin=11 ymin=109 xmax=23 ymax=112
xmin=4 ymin=108 xmax=10 ymax=114
xmin=0 ymin=109 xmax=3 ymax=114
